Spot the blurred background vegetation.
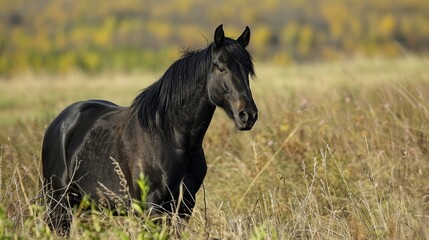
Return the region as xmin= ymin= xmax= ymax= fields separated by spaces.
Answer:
xmin=1 ymin=0 xmax=429 ymax=76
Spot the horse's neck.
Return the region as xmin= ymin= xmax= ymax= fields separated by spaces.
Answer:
xmin=170 ymin=87 xmax=216 ymax=151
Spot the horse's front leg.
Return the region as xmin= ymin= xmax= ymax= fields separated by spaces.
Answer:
xmin=180 ymin=147 xmax=208 ymax=219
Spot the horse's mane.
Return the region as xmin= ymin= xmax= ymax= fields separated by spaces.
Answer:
xmin=130 ymin=38 xmax=255 ymax=138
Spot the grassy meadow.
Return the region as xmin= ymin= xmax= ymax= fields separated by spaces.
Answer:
xmin=1 ymin=57 xmax=429 ymax=239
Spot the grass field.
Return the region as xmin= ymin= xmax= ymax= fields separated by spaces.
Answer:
xmin=1 ymin=57 xmax=429 ymax=239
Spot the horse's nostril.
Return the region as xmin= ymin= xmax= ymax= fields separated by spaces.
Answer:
xmin=238 ymin=110 xmax=249 ymax=121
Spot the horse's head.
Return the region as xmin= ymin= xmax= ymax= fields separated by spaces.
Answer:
xmin=207 ymin=24 xmax=258 ymax=131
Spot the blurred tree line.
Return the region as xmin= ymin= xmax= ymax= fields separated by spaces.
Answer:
xmin=1 ymin=0 xmax=429 ymax=75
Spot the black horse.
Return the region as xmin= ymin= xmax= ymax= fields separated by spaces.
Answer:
xmin=42 ymin=24 xmax=258 ymax=234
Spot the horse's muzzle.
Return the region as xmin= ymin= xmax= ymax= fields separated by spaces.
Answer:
xmin=235 ymin=109 xmax=258 ymax=131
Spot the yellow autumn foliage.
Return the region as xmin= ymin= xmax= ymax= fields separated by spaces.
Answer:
xmin=0 ymin=0 xmax=428 ymax=75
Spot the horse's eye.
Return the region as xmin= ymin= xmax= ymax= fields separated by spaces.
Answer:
xmin=219 ymin=68 xmax=226 ymax=73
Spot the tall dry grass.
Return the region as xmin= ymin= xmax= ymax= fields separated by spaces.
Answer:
xmin=1 ymin=57 xmax=429 ymax=239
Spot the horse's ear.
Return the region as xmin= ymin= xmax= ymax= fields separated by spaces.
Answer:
xmin=237 ymin=26 xmax=251 ymax=47
xmin=214 ymin=24 xmax=224 ymax=48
